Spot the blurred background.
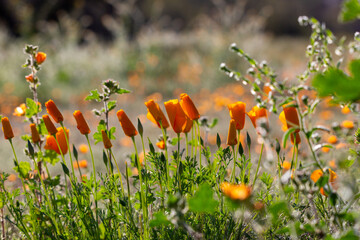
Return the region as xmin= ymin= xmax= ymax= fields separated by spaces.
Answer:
xmin=0 ymin=0 xmax=358 ymax=172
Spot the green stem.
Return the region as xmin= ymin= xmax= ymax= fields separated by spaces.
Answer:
xmin=109 ymin=149 xmax=125 ymax=196
xmin=177 ymin=133 xmax=182 ymax=192
xmin=196 ymin=120 xmax=202 ymax=168
xmin=86 ymin=134 xmax=98 ymax=223
xmin=159 ymin=122 xmax=170 ymax=189
xmin=231 ymin=145 xmax=236 ymax=183
xmin=60 ymin=122 xmax=76 ymax=181
xmin=131 ymin=137 xmax=148 ymax=239
xmin=252 ymin=143 xmax=264 ymax=187
xmin=185 ymin=133 xmax=189 ymax=157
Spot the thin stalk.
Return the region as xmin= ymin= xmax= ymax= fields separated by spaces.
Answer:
xmin=86 ymin=134 xmax=98 ymax=223
xmin=159 ymin=122 xmax=170 ymax=189
xmin=60 ymin=122 xmax=76 ymax=181
xmin=185 ymin=133 xmax=189 ymax=157
xmin=196 ymin=121 xmax=202 ymax=168
xmin=0 ymin=190 xmax=4 ymax=240
xmin=252 ymin=143 xmax=264 ymax=187
xmin=109 ymin=149 xmax=125 ymax=196
xmin=131 ymin=137 xmax=148 ymax=239
xmin=231 ymin=145 xmax=236 ymax=183
xmin=191 ymin=126 xmax=194 ymax=157
xmin=177 ymin=133 xmax=182 ymax=192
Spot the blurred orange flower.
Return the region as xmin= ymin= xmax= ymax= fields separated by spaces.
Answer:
xmin=341 ymin=120 xmax=354 ymax=129
xmin=282 ymin=160 xmax=291 ymax=171
xmin=13 ymin=103 xmax=26 ymax=116
xmin=220 ymin=182 xmax=251 ymax=201
xmin=25 ymin=74 xmax=34 ymax=83
xmin=35 ymin=52 xmax=47 ymax=64
xmin=310 ymin=168 xmax=337 ymax=196
xmin=79 ymin=144 xmax=88 ymax=153
xmin=341 ymin=106 xmax=351 ymax=114
xmin=327 ymin=135 xmax=338 ymax=144
xmin=156 ymin=140 xmax=165 ymax=150
xmin=247 ymin=106 xmax=267 ymax=128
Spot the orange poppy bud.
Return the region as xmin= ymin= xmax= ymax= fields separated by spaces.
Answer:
xmin=25 ymin=74 xmax=34 ymax=83
xmin=182 ymin=116 xmax=193 ymax=133
xmin=116 ymin=110 xmax=138 ymax=137
xmin=228 ymin=101 xmax=246 ymax=130
xmin=35 ymin=52 xmax=47 ymax=64
xmin=73 ymin=110 xmax=91 ymax=135
xmin=42 ymin=115 xmax=58 ymax=135
xmin=327 ymin=135 xmax=337 ymax=144
xmin=180 ymin=93 xmax=200 ymax=120
xmin=145 ymin=100 xmax=169 ymax=129
xmin=247 ymin=106 xmax=267 ymax=128
xmin=44 ymin=127 xmax=69 ymax=155
xmin=227 ymin=119 xmax=237 ymax=146
xmin=45 ymin=100 xmax=63 ymax=123
xmin=283 ymin=103 xmax=300 ymax=132
xmin=1 ymin=117 xmax=14 ymax=139
xmin=164 ymin=99 xmax=187 ymax=134
xmin=101 ymin=130 xmax=112 ymax=149
xmin=290 ymin=132 xmax=301 ymax=145
xmin=30 ymin=123 xmax=40 ymax=143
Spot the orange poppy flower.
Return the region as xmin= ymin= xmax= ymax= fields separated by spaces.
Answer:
xmin=45 ymin=100 xmax=63 ymax=123
xmin=283 ymin=103 xmax=300 ymax=132
xmin=226 ymin=119 xmax=237 ymax=146
xmin=341 ymin=106 xmax=351 ymax=114
xmin=179 ymin=93 xmax=200 ymax=120
xmin=341 ymin=120 xmax=354 ymax=129
xmin=73 ymin=110 xmax=91 ymax=135
xmin=79 ymin=144 xmax=88 ymax=153
xmin=247 ymin=106 xmax=267 ymax=128
xmin=44 ymin=127 xmax=69 ymax=155
xmin=220 ymin=182 xmax=251 ymax=201
xmin=1 ymin=117 xmax=14 ymax=139
xmin=164 ymin=99 xmax=188 ymax=133
xmin=282 ymin=160 xmax=291 ymax=171
xmin=182 ymin=116 xmax=193 ymax=133
xmin=228 ymin=101 xmax=246 ymax=130
xmin=145 ymin=99 xmax=169 ymax=128
xmin=310 ymin=168 xmax=337 ymax=196
xmin=116 ymin=110 xmax=138 ymax=137
xmin=156 ymin=140 xmax=165 ymax=150
xmin=327 ymin=135 xmax=338 ymax=144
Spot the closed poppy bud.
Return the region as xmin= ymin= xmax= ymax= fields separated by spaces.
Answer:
xmin=73 ymin=110 xmax=91 ymax=135
xmin=182 ymin=116 xmax=193 ymax=133
xmin=227 ymin=119 xmax=237 ymax=146
xmin=101 ymin=130 xmax=112 ymax=149
xmin=290 ymin=132 xmax=301 ymax=145
xmin=117 ymin=110 xmax=138 ymax=137
xmin=164 ymin=99 xmax=187 ymax=134
xmin=30 ymin=123 xmax=40 ymax=143
xmin=42 ymin=115 xmax=58 ymax=135
xmin=180 ymin=93 xmax=200 ymax=120
xmin=145 ymin=100 xmax=169 ymax=129
xmin=25 ymin=74 xmax=34 ymax=83
xmin=35 ymin=52 xmax=46 ymax=64
xmin=228 ymin=102 xmax=246 ymax=130
xmin=1 ymin=117 xmax=14 ymax=139
xmin=283 ymin=103 xmax=300 ymax=132
xmin=247 ymin=106 xmax=268 ymax=128
xmin=44 ymin=127 xmax=69 ymax=155
xmin=45 ymin=100 xmax=63 ymax=123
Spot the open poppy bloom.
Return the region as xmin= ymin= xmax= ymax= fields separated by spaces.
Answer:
xmin=228 ymin=101 xmax=246 ymax=130
xmin=247 ymin=106 xmax=268 ymax=128
xmin=44 ymin=127 xmax=69 ymax=155
xmin=164 ymin=99 xmax=188 ymax=133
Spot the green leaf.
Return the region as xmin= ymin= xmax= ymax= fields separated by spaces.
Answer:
xmin=115 ymin=88 xmax=131 ymax=95
xmin=25 ymin=98 xmax=40 ymax=118
xmin=85 ymin=90 xmax=101 ymax=102
xmin=13 ymin=161 xmax=31 ymax=178
xmin=109 ymin=127 xmax=116 ymax=140
xmin=107 ymin=100 xmax=117 ymax=112
xmin=170 ymin=137 xmax=181 ymax=146
xmin=149 ymin=212 xmax=171 ymax=227
xmin=269 ymin=200 xmax=291 ymax=221
xmin=340 ymin=0 xmax=360 ymax=22
xmin=312 ymin=62 xmax=360 ymax=103
xmin=282 ymin=128 xmax=296 ymax=149
xmin=188 ymin=184 xmax=218 ymax=213
xmin=43 ymin=150 xmax=60 ymax=165
xmin=209 ymin=118 xmax=218 ymax=129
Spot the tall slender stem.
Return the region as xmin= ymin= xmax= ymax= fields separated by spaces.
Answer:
xmin=159 ymin=122 xmax=170 ymax=189
xmin=86 ymin=134 xmax=98 ymax=223
xmin=60 ymin=122 xmax=76 ymax=181
xmin=252 ymin=143 xmax=264 ymax=187
xmin=185 ymin=133 xmax=189 ymax=157
xmin=231 ymin=145 xmax=236 ymax=183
